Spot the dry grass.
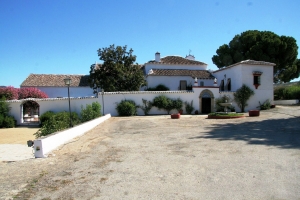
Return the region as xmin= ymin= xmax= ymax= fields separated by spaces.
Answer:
xmin=0 ymin=127 xmax=39 ymax=144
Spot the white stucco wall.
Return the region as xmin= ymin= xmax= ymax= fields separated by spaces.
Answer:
xmin=146 ymin=76 xmax=214 ymax=90
xmin=213 ymin=65 xmax=243 ymax=91
xmin=8 ymin=97 xmax=98 ymax=125
xmin=35 ymin=86 xmax=95 ymax=98
xmin=214 ymin=63 xmax=274 ymax=112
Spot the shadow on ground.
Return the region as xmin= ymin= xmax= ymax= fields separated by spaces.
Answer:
xmin=189 ymin=116 xmax=300 ymax=149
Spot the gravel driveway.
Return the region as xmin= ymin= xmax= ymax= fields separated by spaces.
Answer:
xmin=1 ymin=106 xmax=300 ymax=199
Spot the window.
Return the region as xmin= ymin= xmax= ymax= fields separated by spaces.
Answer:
xmin=200 ymin=81 xmax=204 ymax=86
xmin=253 ymin=71 xmax=262 ymax=89
xmin=254 ymin=76 xmax=260 ymax=85
xmin=225 ymin=78 xmax=231 ymax=91
xmin=180 ymin=80 xmax=187 ymax=90
xmin=220 ymin=80 xmax=224 ymax=91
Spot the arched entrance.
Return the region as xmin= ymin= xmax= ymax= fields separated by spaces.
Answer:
xmin=21 ymin=100 xmax=40 ymax=124
xmin=199 ymin=89 xmax=214 ymax=114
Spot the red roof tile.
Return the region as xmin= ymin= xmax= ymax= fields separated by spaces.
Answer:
xmin=214 ymin=60 xmax=276 ymax=72
xmin=147 ymin=56 xmax=207 ymax=65
xmin=21 ymin=74 xmax=90 ymax=87
xmin=149 ymin=69 xmax=214 ymax=79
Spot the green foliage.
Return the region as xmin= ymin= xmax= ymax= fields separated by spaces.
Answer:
xmin=34 ymin=111 xmax=80 ymax=138
xmin=0 ymin=115 xmax=15 ymax=128
xmin=34 ymin=117 xmax=68 ymax=138
xmin=257 ymin=99 xmax=271 ymax=110
xmin=212 ymin=30 xmax=299 ymax=83
xmin=173 ymin=98 xmax=183 ymax=112
xmin=116 ymin=100 xmax=137 ymax=116
xmin=89 ymin=44 xmax=146 ymax=92
xmin=215 ymin=95 xmax=235 ymax=112
xmin=81 ymin=102 xmax=102 ymax=122
xmin=274 ymin=85 xmax=300 ymax=100
xmin=152 ymin=95 xmax=172 ymax=114
xmin=0 ymin=97 xmax=10 ymax=116
xmin=39 ymin=111 xmax=55 ymax=127
xmin=152 ymin=95 xmax=182 ymax=114
xmin=233 ymin=84 xmax=254 ymax=112
xmin=0 ymin=97 xmax=16 ymax=128
xmin=138 ymin=99 xmax=153 ymax=115
xmin=146 ymin=84 xmax=170 ymax=91
xmin=185 ymin=100 xmax=194 ymax=114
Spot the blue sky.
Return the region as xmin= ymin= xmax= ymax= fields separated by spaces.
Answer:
xmin=1 ymin=0 xmax=299 ymax=87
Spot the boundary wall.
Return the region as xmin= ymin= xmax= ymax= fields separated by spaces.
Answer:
xmin=34 ymin=114 xmax=111 ymax=158
xmin=7 ymin=88 xmax=274 ymax=125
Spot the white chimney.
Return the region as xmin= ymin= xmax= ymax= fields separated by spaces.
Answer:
xmin=155 ymin=52 xmax=160 ymax=62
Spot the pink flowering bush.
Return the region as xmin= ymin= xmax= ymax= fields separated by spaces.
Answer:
xmin=19 ymin=87 xmax=48 ymax=99
xmin=0 ymin=86 xmax=19 ymax=100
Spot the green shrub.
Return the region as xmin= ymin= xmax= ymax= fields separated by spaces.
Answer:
xmin=34 ymin=117 xmax=68 ymax=138
xmin=81 ymin=102 xmax=101 ymax=122
xmin=0 ymin=97 xmax=10 ymax=116
xmin=173 ymin=98 xmax=183 ymax=112
xmin=39 ymin=111 xmax=55 ymax=126
xmin=116 ymin=100 xmax=137 ymax=116
xmin=0 ymin=98 xmax=16 ymax=128
xmin=185 ymin=100 xmax=194 ymax=114
xmin=0 ymin=114 xmax=3 ymax=126
xmin=1 ymin=116 xmax=16 ymax=128
xmin=274 ymin=85 xmax=300 ymax=100
xmin=146 ymin=84 xmax=170 ymax=91
xmin=233 ymin=84 xmax=254 ymax=112
xmin=34 ymin=111 xmax=80 ymax=138
xmin=153 ymin=95 xmax=172 ymax=114
xmin=257 ymin=99 xmax=271 ymax=110
xmin=138 ymin=99 xmax=152 ymax=115
xmin=152 ymin=95 xmax=182 ymax=114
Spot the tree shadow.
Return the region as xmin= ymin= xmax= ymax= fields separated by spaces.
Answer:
xmin=189 ymin=116 xmax=300 ymax=149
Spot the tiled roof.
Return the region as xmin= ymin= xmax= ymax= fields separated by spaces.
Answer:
xmin=21 ymin=74 xmax=90 ymax=87
xmin=214 ymin=60 xmax=276 ymax=72
xmin=149 ymin=69 xmax=215 ymax=79
xmin=147 ymin=56 xmax=207 ymax=65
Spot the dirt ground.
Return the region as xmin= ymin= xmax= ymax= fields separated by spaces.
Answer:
xmin=0 ymin=127 xmax=38 ymax=144
xmin=0 ymin=106 xmax=299 ymax=199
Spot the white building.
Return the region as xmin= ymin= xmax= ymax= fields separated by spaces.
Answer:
xmin=21 ymin=74 xmax=95 ymax=98
xmin=144 ymin=52 xmax=215 ymax=90
xmin=13 ymin=53 xmax=276 ymax=125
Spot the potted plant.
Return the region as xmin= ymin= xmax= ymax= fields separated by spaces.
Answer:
xmin=248 ymin=110 xmax=260 ymax=116
xmin=171 ymin=113 xmax=180 ymax=119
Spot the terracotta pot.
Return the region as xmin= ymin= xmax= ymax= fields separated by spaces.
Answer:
xmin=249 ymin=110 xmax=260 ymax=117
xmin=194 ymin=110 xmax=199 ymax=115
xmin=208 ymin=115 xmax=245 ymax=119
xmin=171 ymin=113 xmax=180 ymax=119
xmin=271 ymin=105 xmax=276 ymax=108
xmin=179 ymin=109 xmax=183 ymax=115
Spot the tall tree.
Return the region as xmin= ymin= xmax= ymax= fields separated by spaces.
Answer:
xmin=89 ymin=45 xmax=145 ymax=92
xmin=212 ymin=30 xmax=299 ymax=83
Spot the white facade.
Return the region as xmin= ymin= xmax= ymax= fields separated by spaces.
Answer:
xmin=146 ymin=76 xmax=215 ymax=90
xmin=213 ymin=61 xmax=275 ymax=112
xmin=35 ymin=86 xmax=95 ymax=98
xmin=144 ymin=54 xmax=214 ymax=90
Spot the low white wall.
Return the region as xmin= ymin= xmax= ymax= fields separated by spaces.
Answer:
xmin=7 ymin=86 xmax=275 ymax=122
xmin=101 ymin=91 xmax=197 ymax=116
xmin=34 ymin=114 xmax=111 ymax=158
xmin=274 ymin=100 xmax=299 ymax=105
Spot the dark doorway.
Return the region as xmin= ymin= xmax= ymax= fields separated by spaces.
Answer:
xmin=202 ymin=98 xmax=211 ymax=113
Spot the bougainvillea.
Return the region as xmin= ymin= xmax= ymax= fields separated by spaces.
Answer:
xmin=19 ymin=87 xmax=48 ymax=99
xmin=0 ymin=86 xmax=19 ymax=100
